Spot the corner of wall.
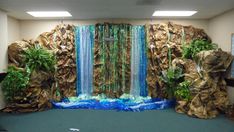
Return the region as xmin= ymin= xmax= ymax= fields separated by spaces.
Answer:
xmin=207 ymin=9 xmax=234 ymax=52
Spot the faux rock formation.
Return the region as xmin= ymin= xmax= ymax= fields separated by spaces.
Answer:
xmin=2 ymin=69 xmax=54 ymax=113
xmin=145 ymin=22 xmax=210 ymax=98
xmin=3 ymin=87 xmax=52 ymax=113
xmin=195 ymin=49 xmax=233 ymax=73
xmin=174 ymin=49 xmax=233 ymax=119
xmin=37 ymin=24 xmax=77 ymax=98
xmin=53 ymin=24 xmax=76 ymax=97
xmin=4 ymin=24 xmax=76 ymax=112
xmin=7 ymin=40 xmax=53 ymax=112
xmin=8 ymin=40 xmax=33 ymax=66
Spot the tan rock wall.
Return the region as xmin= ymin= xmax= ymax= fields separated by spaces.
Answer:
xmin=146 ymin=22 xmax=210 ymax=98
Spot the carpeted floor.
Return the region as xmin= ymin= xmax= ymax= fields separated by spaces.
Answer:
xmin=0 ymin=109 xmax=234 ymax=132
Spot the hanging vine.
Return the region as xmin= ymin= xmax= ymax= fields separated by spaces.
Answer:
xmin=93 ymin=23 xmax=131 ymax=97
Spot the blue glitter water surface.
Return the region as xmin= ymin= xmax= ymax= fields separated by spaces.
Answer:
xmin=52 ymin=94 xmax=175 ymax=112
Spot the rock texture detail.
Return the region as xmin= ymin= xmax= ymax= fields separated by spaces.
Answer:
xmin=145 ymin=22 xmax=210 ymax=98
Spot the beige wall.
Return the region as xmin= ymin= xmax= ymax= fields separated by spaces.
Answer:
xmin=19 ymin=19 xmax=209 ymax=40
xmin=208 ymin=9 xmax=234 ymax=52
xmin=0 ymin=11 xmax=8 ymax=73
xmin=8 ymin=16 xmax=20 ymax=44
xmin=0 ymin=10 xmax=8 ymax=109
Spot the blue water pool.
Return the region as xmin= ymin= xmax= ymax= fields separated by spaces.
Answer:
xmin=52 ymin=94 xmax=175 ymax=112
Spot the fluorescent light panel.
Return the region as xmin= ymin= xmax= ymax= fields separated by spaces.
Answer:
xmin=153 ymin=11 xmax=197 ymax=16
xmin=27 ymin=11 xmax=72 ymax=17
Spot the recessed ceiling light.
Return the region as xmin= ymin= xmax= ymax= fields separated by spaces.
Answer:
xmin=27 ymin=11 xmax=72 ymax=17
xmin=152 ymin=11 xmax=197 ymax=17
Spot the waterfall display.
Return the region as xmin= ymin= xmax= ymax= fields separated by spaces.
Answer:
xmin=130 ymin=26 xmax=147 ymax=97
xmin=5 ymin=20 xmax=228 ymax=118
xmin=53 ymin=24 xmax=174 ymax=111
xmin=75 ymin=25 xmax=94 ymax=96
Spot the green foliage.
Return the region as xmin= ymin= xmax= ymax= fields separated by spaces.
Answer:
xmin=175 ymin=80 xmax=191 ymax=101
xmin=2 ymin=44 xmax=56 ymax=103
xmin=23 ymin=44 xmax=56 ymax=72
xmin=182 ymin=39 xmax=218 ymax=59
xmin=1 ymin=66 xmax=30 ymax=102
xmin=160 ymin=67 xmax=184 ymax=99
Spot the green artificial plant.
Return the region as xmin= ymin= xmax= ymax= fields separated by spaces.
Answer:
xmin=1 ymin=66 xmax=30 ymax=102
xmin=182 ymin=39 xmax=218 ymax=59
xmin=174 ymin=80 xmax=191 ymax=101
xmin=160 ymin=66 xmax=184 ymax=99
xmin=23 ymin=44 xmax=56 ymax=72
xmin=160 ymin=45 xmax=184 ymax=98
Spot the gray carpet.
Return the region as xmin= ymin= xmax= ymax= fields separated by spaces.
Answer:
xmin=0 ymin=109 xmax=234 ymax=132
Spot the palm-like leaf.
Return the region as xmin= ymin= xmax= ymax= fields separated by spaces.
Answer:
xmin=23 ymin=44 xmax=56 ymax=72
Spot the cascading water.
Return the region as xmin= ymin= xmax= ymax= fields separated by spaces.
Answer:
xmin=75 ymin=25 xmax=94 ymax=97
xmin=130 ymin=26 xmax=148 ymax=97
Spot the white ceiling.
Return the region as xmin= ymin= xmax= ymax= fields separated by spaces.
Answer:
xmin=0 ymin=0 xmax=233 ymax=20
